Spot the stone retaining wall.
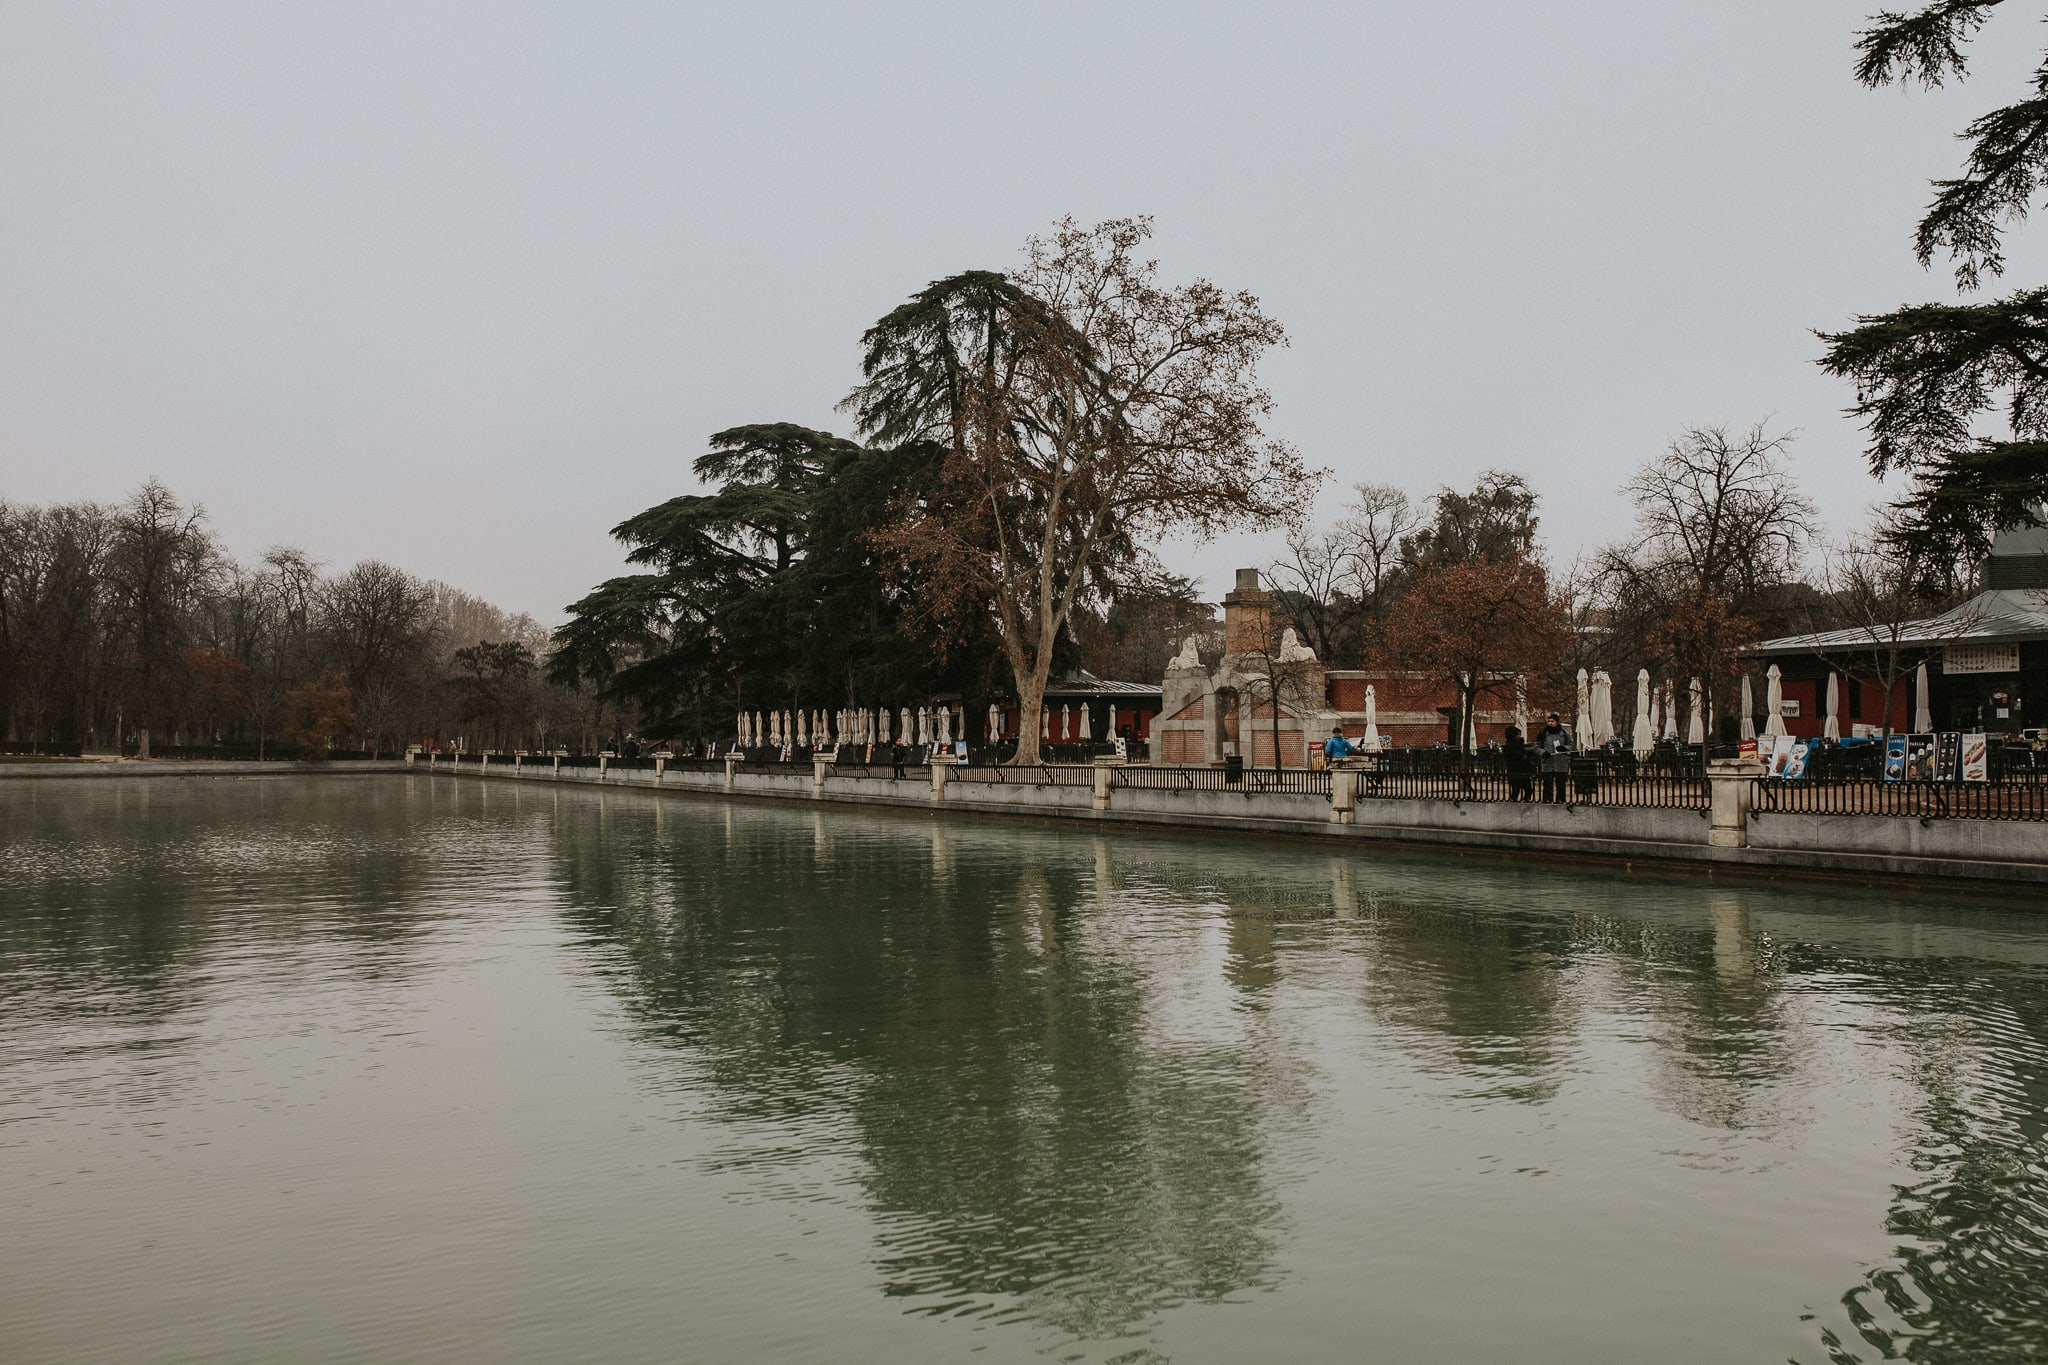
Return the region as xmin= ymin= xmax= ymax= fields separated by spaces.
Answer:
xmin=406 ymin=756 xmax=2048 ymax=891
xmin=0 ymin=759 xmax=402 ymax=779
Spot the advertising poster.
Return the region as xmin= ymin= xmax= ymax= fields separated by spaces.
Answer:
xmin=1882 ymin=735 xmax=1907 ymax=782
xmin=1764 ymin=734 xmax=1793 ymax=779
xmin=1935 ymin=731 xmax=1961 ymax=784
xmin=1783 ymin=740 xmax=1812 ymax=781
xmin=1906 ymin=734 xmax=1936 ymax=781
xmin=1961 ymin=732 xmax=1990 ymax=783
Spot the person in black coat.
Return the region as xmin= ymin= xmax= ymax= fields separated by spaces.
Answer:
xmin=1503 ymin=725 xmax=1534 ymax=802
xmin=1535 ymin=713 xmax=1574 ymax=803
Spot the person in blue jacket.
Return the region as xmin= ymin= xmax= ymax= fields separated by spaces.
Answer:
xmin=1323 ymin=727 xmax=1354 ymax=763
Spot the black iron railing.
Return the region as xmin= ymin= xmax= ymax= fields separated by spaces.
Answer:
xmin=1348 ymin=750 xmax=1711 ymax=810
xmin=1 ymin=741 xmax=85 ymax=757
xmin=951 ymin=763 xmax=1097 ymax=787
xmin=1117 ymin=765 xmax=1333 ymax=795
xmin=1752 ymin=778 xmax=2048 ymax=821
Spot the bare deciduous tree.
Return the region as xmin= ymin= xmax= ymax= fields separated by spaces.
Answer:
xmin=1595 ymin=423 xmax=1816 ymax=730
xmin=1263 ymin=482 xmax=1422 ymax=664
xmin=850 ymin=217 xmax=1313 ymax=763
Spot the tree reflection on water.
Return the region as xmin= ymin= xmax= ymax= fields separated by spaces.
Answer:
xmin=548 ymin=806 xmax=1300 ymax=1344
xmin=12 ymin=775 xmax=2048 ymax=1362
xmin=542 ymin=790 xmax=2048 ymax=1363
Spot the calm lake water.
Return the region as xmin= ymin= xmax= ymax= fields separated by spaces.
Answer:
xmin=3 ymin=775 xmax=2046 ymax=1363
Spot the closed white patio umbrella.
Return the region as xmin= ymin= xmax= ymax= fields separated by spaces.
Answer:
xmin=987 ymin=702 xmax=1001 ymax=743
xmin=1363 ymin=684 xmax=1382 ymax=751
xmin=1514 ymin=676 xmax=1528 ymax=735
xmin=1591 ymin=670 xmax=1615 ymax=747
xmin=1914 ymin=662 xmax=1932 ymax=733
xmin=1632 ymin=670 xmax=1655 ymax=757
xmin=1824 ymin=673 xmax=1841 ymax=740
xmin=1060 ymin=704 xmax=1071 ymax=743
xmin=1078 ymin=703 xmax=1092 ymax=741
xmin=1662 ymin=679 xmax=1678 ymax=741
xmin=1739 ymin=674 xmax=1756 ymax=742
xmin=1765 ymin=665 xmax=1787 ymax=737
xmin=1686 ymin=677 xmax=1705 ymax=746
xmin=1575 ymin=668 xmax=1593 ymax=749
xmin=899 ymin=707 xmax=911 ymax=744
xmin=1040 ymin=707 xmax=1049 ymax=741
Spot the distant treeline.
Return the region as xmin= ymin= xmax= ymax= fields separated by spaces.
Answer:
xmin=0 ymin=481 xmax=615 ymax=756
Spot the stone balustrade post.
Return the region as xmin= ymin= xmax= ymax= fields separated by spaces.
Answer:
xmin=1092 ymin=759 xmax=1116 ymax=812
xmin=1706 ymin=756 xmax=1764 ymax=848
xmin=598 ymin=753 xmax=608 ymax=780
xmin=723 ymin=752 xmax=740 ymax=789
xmin=654 ymin=756 xmax=666 ymax=782
xmin=480 ymin=752 xmax=490 ymax=774
xmin=552 ymin=754 xmax=561 ymax=776
xmin=1329 ymin=763 xmax=1359 ymax=824
xmin=514 ymin=753 xmax=522 ymax=773
xmin=930 ymin=756 xmax=950 ymax=801
xmin=812 ymin=752 xmax=831 ymax=797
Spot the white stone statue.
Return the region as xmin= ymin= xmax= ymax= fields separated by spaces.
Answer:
xmin=1279 ymin=627 xmax=1316 ymax=663
xmin=1170 ymin=635 xmax=1202 ymax=670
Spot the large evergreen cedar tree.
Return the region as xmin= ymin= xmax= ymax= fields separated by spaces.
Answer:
xmin=844 ymin=217 xmax=1312 ymax=764
xmin=549 ymin=424 xmax=990 ymax=731
xmin=1819 ymin=2 xmax=2048 ymax=566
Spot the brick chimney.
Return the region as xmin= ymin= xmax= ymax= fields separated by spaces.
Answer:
xmin=1222 ymin=567 xmax=1273 ymax=656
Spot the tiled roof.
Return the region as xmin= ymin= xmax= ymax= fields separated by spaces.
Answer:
xmin=1042 ymin=671 xmax=1162 ymax=697
xmin=1747 ymin=589 xmax=2048 ymax=656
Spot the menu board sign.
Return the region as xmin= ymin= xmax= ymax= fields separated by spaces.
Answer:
xmin=1882 ymin=735 xmax=1907 ymax=782
xmin=1961 ymin=732 xmax=1990 ymax=783
xmin=1943 ymin=644 xmax=2021 ymax=675
xmin=1906 ymin=733 xmax=1936 ymax=781
xmin=1934 ymin=732 xmax=1962 ymax=783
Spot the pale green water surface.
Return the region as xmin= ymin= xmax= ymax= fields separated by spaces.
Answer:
xmin=3 ymin=775 xmax=2046 ymax=1363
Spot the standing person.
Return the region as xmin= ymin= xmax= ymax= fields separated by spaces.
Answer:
xmin=890 ymin=740 xmax=906 ymax=780
xmin=1503 ymin=724 xmax=1534 ymax=802
xmin=1322 ymin=726 xmax=1353 ymax=766
xmin=1536 ymin=711 xmax=1573 ymax=803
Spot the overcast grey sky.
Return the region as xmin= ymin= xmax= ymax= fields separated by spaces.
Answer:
xmin=5 ymin=2 xmax=2046 ymax=622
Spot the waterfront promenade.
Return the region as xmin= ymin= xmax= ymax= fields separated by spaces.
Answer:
xmin=411 ymin=752 xmax=2048 ymax=891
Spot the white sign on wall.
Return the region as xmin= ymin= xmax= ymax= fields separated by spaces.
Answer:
xmin=1778 ymin=699 xmax=1800 ymax=718
xmin=1943 ymin=643 xmax=2021 ymax=675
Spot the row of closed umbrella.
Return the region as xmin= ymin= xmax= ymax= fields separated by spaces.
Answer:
xmin=735 ymin=705 xmax=966 ymax=750
xmin=1584 ymin=660 xmax=1935 ymax=755
xmin=731 ymin=702 xmax=1111 ymax=750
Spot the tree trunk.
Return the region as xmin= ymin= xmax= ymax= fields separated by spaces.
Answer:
xmin=1014 ymin=690 xmax=1043 ymax=765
